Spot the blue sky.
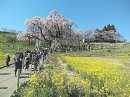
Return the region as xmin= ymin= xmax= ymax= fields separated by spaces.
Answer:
xmin=0 ymin=0 xmax=130 ymax=41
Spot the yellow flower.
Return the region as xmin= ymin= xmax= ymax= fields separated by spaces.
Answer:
xmin=62 ymin=56 xmax=130 ymax=95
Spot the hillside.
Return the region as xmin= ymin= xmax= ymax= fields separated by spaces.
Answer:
xmin=0 ymin=31 xmax=35 ymax=67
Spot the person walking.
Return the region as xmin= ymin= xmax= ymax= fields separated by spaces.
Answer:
xmin=13 ymin=53 xmax=17 ymax=62
xmin=32 ymin=55 xmax=38 ymax=72
xmin=6 ymin=54 xmax=10 ymax=67
xmin=25 ymin=55 xmax=30 ymax=70
xmin=19 ymin=52 xmax=24 ymax=68
xmin=14 ymin=58 xmax=22 ymax=77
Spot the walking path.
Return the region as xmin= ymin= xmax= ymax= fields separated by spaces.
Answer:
xmin=0 ymin=55 xmax=49 ymax=97
xmin=0 ymin=64 xmax=33 ymax=97
xmin=57 ymin=57 xmax=79 ymax=77
xmin=0 ymin=51 xmax=50 ymax=97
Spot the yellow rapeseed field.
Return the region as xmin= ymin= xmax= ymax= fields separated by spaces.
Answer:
xmin=63 ymin=56 xmax=130 ymax=96
xmin=23 ymin=70 xmax=90 ymax=97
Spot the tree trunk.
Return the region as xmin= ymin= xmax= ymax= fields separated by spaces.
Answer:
xmin=101 ymin=42 xmax=103 ymax=49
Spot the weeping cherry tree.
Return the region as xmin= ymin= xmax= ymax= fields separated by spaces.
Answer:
xmin=20 ymin=9 xmax=75 ymax=50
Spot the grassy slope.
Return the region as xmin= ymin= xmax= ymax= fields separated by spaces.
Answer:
xmin=0 ymin=32 xmax=35 ymax=67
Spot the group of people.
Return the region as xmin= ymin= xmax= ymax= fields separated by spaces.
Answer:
xmin=6 ymin=48 xmax=49 ymax=77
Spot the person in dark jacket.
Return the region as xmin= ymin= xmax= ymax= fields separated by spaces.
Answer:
xmin=6 ymin=54 xmax=10 ymax=67
xmin=14 ymin=58 xmax=22 ymax=77
xmin=25 ymin=56 xmax=30 ymax=70
xmin=32 ymin=55 xmax=38 ymax=71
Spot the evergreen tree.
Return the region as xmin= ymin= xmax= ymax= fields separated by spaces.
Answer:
xmin=111 ymin=25 xmax=116 ymax=31
xmin=102 ymin=26 xmax=107 ymax=31
xmin=106 ymin=24 xmax=111 ymax=31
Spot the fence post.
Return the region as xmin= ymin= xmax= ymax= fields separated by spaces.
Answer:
xmin=40 ymin=58 xmax=43 ymax=71
xmin=30 ymin=64 xmax=32 ymax=77
xmin=17 ymin=69 xmax=20 ymax=90
xmin=38 ymin=62 xmax=40 ymax=71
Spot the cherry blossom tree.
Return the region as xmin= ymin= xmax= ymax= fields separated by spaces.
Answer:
xmin=17 ymin=32 xmax=28 ymax=41
xmin=19 ymin=9 xmax=75 ymax=49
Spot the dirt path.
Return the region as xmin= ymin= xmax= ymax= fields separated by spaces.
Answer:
xmin=57 ymin=57 xmax=79 ymax=77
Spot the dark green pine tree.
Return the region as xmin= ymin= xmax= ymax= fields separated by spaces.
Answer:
xmin=111 ymin=25 xmax=116 ymax=31
xmin=106 ymin=24 xmax=111 ymax=31
xmin=102 ymin=26 xmax=108 ymax=31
